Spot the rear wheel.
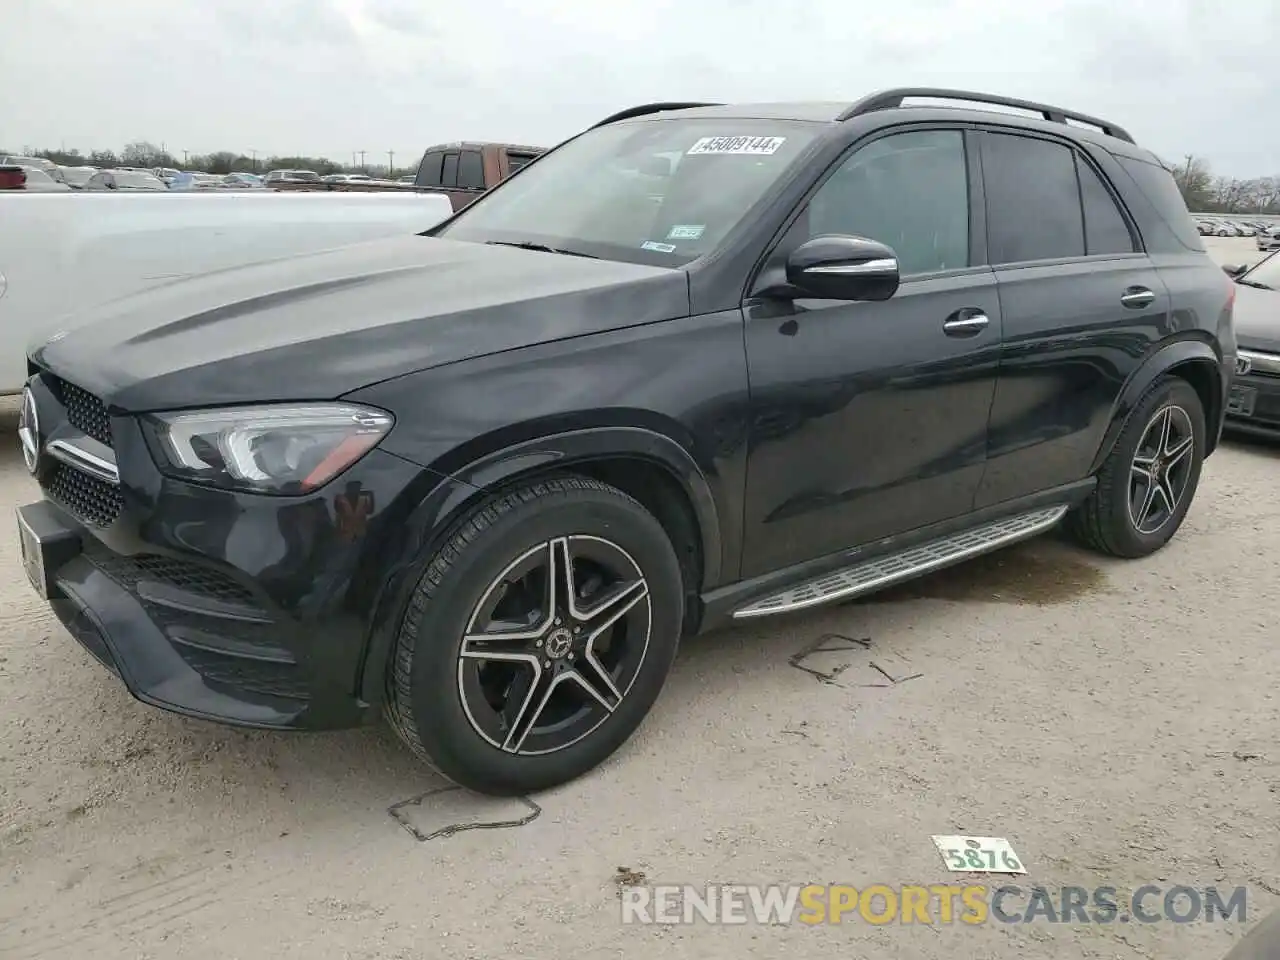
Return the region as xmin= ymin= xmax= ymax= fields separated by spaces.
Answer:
xmin=385 ymin=475 xmax=684 ymax=795
xmin=1066 ymin=377 xmax=1205 ymax=558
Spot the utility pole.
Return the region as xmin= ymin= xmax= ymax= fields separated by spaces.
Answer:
xmin=387 ymin=149 xmax=394 ymax=176
xmin=182 ymin=149 xmax=189 ymax=166
xmin=250 ymin=149 xmax=258 ymax=172
xmin=358 ymin=150 xmax=367 ymax=172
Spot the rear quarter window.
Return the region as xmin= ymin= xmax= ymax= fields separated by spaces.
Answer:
xmin=1114 ymin=156 xmax=1205 ymax=251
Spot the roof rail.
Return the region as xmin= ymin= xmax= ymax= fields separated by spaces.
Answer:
xmin=837 ymin=88 xmax=1136 ymax=144
xmin=591 ymin=102 xmax=723 ymax=129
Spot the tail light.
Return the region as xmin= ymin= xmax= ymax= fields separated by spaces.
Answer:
xmin=0 ymin=166 xmax=27 ymax=189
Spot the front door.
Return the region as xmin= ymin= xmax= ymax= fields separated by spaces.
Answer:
xmin=740 ymin=127 xmax=1002 ymax=579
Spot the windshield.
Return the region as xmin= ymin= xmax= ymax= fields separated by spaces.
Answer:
xmin=290 ymin=170 xmax=320 ymax=181
xmin=1241 ymin=252 xmax=1280 ymax=289
xmin=61 ymin=167 xmax=95 ymax=185
xmin=437 ymin=118 xmax=822 ymax=265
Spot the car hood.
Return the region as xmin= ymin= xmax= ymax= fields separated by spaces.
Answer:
xmin=1233 ymin=282 xmax=1280 ymax=353
xmin=33 ymin=235 xmax=689 ymax=411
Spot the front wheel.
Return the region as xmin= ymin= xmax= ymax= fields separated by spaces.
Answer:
xmin=385 ymin=475 xmax=684 ymax=795
xmin=1066 ymin=376 xmax=1206 ymax=558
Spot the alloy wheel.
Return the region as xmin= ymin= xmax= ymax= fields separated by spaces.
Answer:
xmin=457 ymin=535 xmax=652 ymax=756
xmin=1128 ymin=404 xmax=1195 ymax=536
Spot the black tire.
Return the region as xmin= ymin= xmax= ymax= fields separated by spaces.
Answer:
xmin=385 ymin=475 xmax=684 ymax=795
xmin=1066 ymin=376 xmax=1206 ymax=558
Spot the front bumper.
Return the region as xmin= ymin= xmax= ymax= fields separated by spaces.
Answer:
xmin=1225 ymin=355 xmax=1280 ymax=440
xmin=18 ymin=369 xmax=431 ymax=731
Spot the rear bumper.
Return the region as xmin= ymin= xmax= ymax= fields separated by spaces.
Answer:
xmin=1224 ymin=370 xmax=1280 ymax=440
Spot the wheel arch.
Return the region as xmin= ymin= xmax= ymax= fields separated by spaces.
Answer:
xmin=355 ymin=425 xmax=724 ymax=707
xmin=1089 ymin=337 xmax=1223 ymax=475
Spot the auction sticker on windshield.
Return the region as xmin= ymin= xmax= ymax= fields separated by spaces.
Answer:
xmin=687 ymin=136 xmax=786 ymax=156
xmin=667 ymin=224 xmax=705 ymax=240
xmin=641 ymin=241 xmax=678 ymax=253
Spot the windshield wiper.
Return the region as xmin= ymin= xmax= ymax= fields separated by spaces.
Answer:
xmin=1237 ymin=278 xmax=1274 ymax=290
xmin=485 ymin=240 xmax=599 ymax=259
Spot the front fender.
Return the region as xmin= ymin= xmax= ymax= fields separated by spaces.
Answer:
xmin=1089 ymin=336 xmax=1226 ymax=474
xmin=354 ymin=426 xmax=725 ymax=708
xmin=428 ymin=426 xmax=723 ymax=587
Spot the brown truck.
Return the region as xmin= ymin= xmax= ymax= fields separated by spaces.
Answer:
xmin=411 ymin=141 xmax=543 ymax=210
xmin=267 ymin=141 xmax=543 ymax=211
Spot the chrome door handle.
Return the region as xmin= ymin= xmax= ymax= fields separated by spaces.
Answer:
xmin=943 ymin=312 xmax=990 ymax=336
xmin=1120 ymin=287 xmax=1156 ymax=309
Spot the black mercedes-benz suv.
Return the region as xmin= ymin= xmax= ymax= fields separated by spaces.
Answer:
xmin=17 ymin=89 xmax=1236 ymax=795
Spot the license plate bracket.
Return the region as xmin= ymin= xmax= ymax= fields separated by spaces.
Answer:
xmin=1227 ymin=384 xmax=1257 ymax=417
xmin=16 ymin=503 xmax=82 ymax=600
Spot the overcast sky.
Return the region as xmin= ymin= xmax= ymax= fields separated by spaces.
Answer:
xmin=2 ymin=0 xmax=1276 ymax=176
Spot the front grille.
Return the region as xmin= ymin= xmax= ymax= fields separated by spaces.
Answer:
xmin=47 ymin=462 xmax=123 ymax=527
xmin=87 ymin=550 xmax=260 ymax=608
xmin=44 ymin=375 xmax=113 ymax=446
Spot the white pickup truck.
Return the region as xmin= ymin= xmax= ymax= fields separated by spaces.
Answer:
xmin=0 ymin=190 xmax=455 ymax=394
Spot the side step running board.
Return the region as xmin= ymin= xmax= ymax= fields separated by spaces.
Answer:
xmin=732 ymin=505 xmax=1070 ymax=619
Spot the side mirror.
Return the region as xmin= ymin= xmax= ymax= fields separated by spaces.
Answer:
xmin=1222 ymin=264 xmax=1247 ymax=278
xmin=786 ymin=235 xmax=901 ymax=301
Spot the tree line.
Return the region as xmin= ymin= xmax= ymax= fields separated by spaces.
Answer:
xmin=1163 ymin=155 xmax=1277 ymax=214
xmin=7 ymin=140 xmax=1279 ymax=214
xmin=6 ymin=140 xmax=405 ymax=179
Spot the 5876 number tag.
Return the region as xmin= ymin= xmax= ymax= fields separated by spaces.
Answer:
xmin=931 ymin=835 xmax=1026 ymax=874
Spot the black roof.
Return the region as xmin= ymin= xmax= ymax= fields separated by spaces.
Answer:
xmin=596 ymin=88 xmax=1137 ymax=146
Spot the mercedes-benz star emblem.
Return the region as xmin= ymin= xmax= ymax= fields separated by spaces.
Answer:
xmin=18 ymin=386 xmax=39 ymax=475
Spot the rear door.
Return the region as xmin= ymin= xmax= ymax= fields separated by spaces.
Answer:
xmin=974 ymin=129 xmax=1172 ymax=507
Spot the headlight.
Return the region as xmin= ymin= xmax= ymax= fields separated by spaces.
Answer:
xmin=145 ymin=403 xmax=394 ymax=495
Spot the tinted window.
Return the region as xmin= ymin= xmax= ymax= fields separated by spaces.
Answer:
xmin=1076 ymin=156 xmax=1136 ymax=255
xmin=507 ymin=151 xmax=538 ymax=173
xmin=806 ymin=129 xmax=969 ymax=276
xmin=457 ymin=150 xmax=484 ymax=189
xmin=441 ymin=153 xmax=459 ymax=188
xmin=1115 ymin=155 xmax=1206 ymax=251
xmin=984 ymin=134 xmax=1084 ymax=264
xmin=415 ymin=151 xmax=443 ymax=187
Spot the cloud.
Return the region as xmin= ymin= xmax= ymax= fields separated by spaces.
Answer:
xmin=0 ymin=0 xmax=1275 ymax=176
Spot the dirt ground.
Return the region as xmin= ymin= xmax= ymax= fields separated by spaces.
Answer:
xmin=1 ymin=237 xmax=1276 ymax=959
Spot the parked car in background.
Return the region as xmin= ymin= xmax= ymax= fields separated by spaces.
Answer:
xmin=413 ymin=140 xmax=544 ymax=210
xmin=12 ymin=88 xmax=1235 ymax=796
xmin=58 ymin=166 xmax=99 ymax=189
xmin=168 ymin=172 xmax=224 ymax=190
xmin=1257 ymin=225 xmax=1280 ymax=252
xmin=154 ymin=167 xmax=182 ymax=186
xmin=263 ymin=169 xmax=322 ymax=185
xmin=1 ymin=156 xmax=66 ymax=183
xmin=222 ymin=172 xmax=264 ymax=189
xmin=1223 ymin=252 xmax=1280 ymax=438
xmin=323 ymin=173 xmax=374 ymax=183
xmin=398 ymin=174 xmax=416 ymax=184
xmin=83 ymin=169 xmax=167 ymax=192
xmin=0 ymin=164 xmax=72 ymax=192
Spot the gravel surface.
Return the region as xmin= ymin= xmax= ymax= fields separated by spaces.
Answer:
xmin=0 ymin=237 xmax=1276 ymax=959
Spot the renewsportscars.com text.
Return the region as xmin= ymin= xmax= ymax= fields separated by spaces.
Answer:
xmin=620 ymin=884 xmax=1249 ymax=926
